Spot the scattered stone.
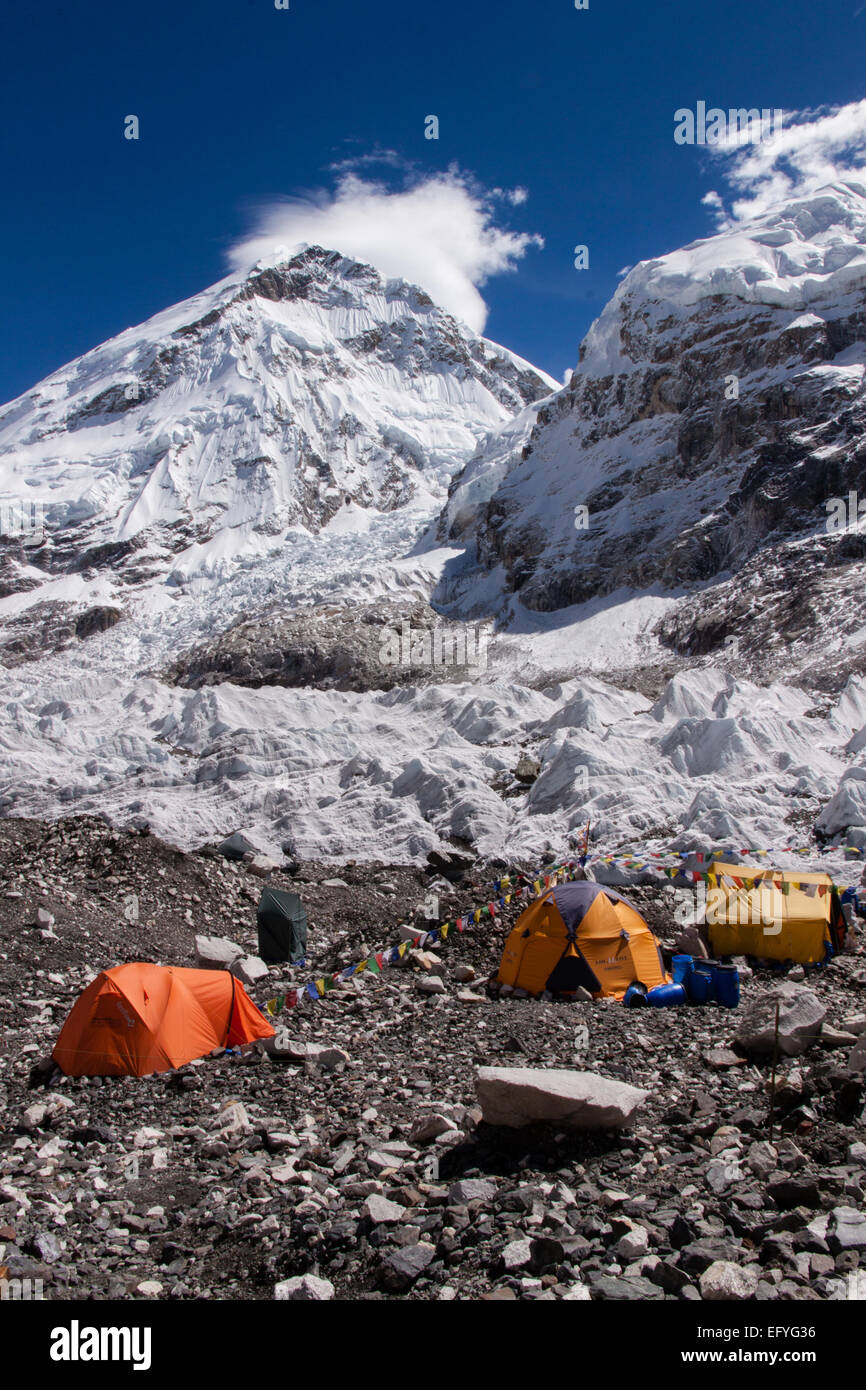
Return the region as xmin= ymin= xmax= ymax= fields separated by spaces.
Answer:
xmin=746 ymin=1141 xmax=778 ymax=1179
xmin=560 ymin=1282 xmax=592 ymax=1301
xmin=819 ymin=1025 xmax=859 ymax=1048
xmin=304 ymin=1044 xmax=350 ymax=1071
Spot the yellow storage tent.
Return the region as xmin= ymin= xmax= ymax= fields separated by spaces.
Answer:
xmin=705 ymin=862 xmax=846 ymax=965
xmin=496 ymin=880 xmax=668 ymax=1000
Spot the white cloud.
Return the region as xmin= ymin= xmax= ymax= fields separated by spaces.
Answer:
xmin=704 ymin=99 xmax=866 ymax=225
xmin=228 ymin=172 xmax=543 ymax=332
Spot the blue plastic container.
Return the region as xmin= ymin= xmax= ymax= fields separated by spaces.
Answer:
xmin=647 ymin=982 xmax=687 ymax=1008
xmin=687 ymin=959 xmax=716 ymax=1004
xmin=623 ymin=982 xmax=648 ymax=1008
xmin=713 ymin=962 xmax=740 ymax=1009
xmin=672 ymin=954 xmax=694 ymax=987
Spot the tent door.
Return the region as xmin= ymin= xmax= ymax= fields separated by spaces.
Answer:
xmin=546 ymin=944 xmax=601 ymax=995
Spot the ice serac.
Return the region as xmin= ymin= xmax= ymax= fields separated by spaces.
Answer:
xmin=0 ymin=246 xmax=555 ymax=592
xmin=438 ymin=182 xmax=866 ymax=686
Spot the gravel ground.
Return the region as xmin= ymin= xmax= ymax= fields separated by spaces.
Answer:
xmin=1 ymin=815 xmax=865 ymax=1303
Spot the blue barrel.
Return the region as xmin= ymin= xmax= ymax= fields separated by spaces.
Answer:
xmin=687 ymin=959 xmax=716 ymax=1004
xmin=623 ymin=982 xmax=648 ymax=1008
xmin=672 ymin=954 xmax=694 ymax=986
xmin=713 ymin=962 xmax=740 ymax=1009
xmin=647 ymin=982 xmax=687 ymax=1008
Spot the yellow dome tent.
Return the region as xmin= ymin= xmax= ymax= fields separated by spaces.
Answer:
xmin=496 ymin=880 xmax=668 ymax=1000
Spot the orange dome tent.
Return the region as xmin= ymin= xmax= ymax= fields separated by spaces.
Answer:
xmin=496 ymin=880 xmax=669 ymax=1000
xmin=52 ymin=963 xmax=275 ymax=1077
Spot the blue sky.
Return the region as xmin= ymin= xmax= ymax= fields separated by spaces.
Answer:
xmin=1 ymin=0 xmax=864 ymax=404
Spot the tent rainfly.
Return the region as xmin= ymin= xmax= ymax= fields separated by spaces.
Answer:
xmin=496 ymin=880 xmax=668 ymax=1000
xmin=52 ymin=963 xmax=274 ymax=1077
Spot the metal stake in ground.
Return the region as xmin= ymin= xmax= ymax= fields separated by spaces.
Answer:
xmin=768 ymin=1001 xmax=781 ymax=1143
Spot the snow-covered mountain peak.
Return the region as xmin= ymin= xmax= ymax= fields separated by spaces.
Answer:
xmin=0 ymin=245 xmax=555 ymax=588
xmin=580 ymin=181 xmax=866 ymax=377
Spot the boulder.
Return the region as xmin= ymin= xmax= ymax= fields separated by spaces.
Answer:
xmin=229 ymin=954 xmax=270 ymax=987
xmin=699 ymin=1261 xmax=760 ymax=1301
xmin=398 ymin=925 xmax=427 ymax=945
xmin=217 ymin=831 xmax=257 ymax=861
xmin=304 ymin=1043 xmax=350 ymax=1071
xmin=364 ymin=1195 xmax=404 ymax=1224
xmin=448 ymin=1179 xmax=495 ymax=1204
xmin=275 ymin=1275 xmax=335 ymax=1300
xmin=476 ymin=1067 xmax=649 ymax=1130
xmin=502 ymin=1238 xmax=532 ymax=1271
xmin=734 ymin=983 xmax=827 ymax=1057
xmin=827 ymin=1207 xmax=866 ymax=1254
xmin=616 ymin=1226 xmax=650 ymax=1261
xmin=211 ymin=1102 xmax=252 ymax=1136
xmin=380 ymin=1242 xmax=436 ymax=1291
xmin=515 ymin=754 xmax=541 ymax=783
xmin=673 ymin=927 xmax=709 ymax=958
xmin=194 ymin=934 xmax=243 ymax=970
xmin=417 ymin=976 xmax=445 ymax=995
xmin=410 ymin=1114 xmax=457 ymax=1146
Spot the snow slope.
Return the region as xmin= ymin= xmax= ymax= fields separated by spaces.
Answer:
xmin=0 ymin=246 xmax=555 ymax=585
xmin=2 ymin=204 xmax=866 ymax=872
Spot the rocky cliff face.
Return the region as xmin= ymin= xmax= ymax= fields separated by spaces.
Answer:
xmin=437 ymin=183 xmax=866 ymax=684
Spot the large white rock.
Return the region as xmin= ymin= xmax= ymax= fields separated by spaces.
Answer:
xmin=734 ymin=982 xmax=827 ymax=1057
xmin=275 ymin=1275 xmax=335 ymax=1301
xmin=194 ymin=934 xmax=244 ymax=970
xmin=475 ymin=1067 xmax=649 ymax=1130
xmin=699 ymin=1260 xmax=760 ymax=1301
